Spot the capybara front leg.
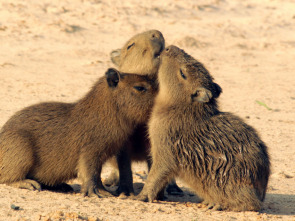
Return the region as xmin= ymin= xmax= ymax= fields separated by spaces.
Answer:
xmin=136 ymin=162 xmax=173 ymax=202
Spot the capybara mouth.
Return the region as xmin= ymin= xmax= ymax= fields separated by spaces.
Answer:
xmin=154 ymin=44 xmax=164 ymax=58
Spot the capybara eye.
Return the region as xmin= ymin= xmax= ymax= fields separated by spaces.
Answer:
xmin=127 ymin=43 xmax=135 ymax=50
xmin=133 ymin=86 xmax=147 ymax=92
xmin=180 ymin=69 xmax=187 ymax=79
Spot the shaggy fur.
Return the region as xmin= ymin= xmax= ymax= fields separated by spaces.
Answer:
xmin=136 ymin=45 xmax=270 ymax=211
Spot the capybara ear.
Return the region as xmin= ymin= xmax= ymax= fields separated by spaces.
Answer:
xmin=106 ymin=68 xmax=120 ymax=88
xmin=110 ymin=49 xmax=121 ymax=66
xmin=212 ymin=83 xmax=222 ymax=98
xmin=192 ymin=87 xmax=213 ymax=103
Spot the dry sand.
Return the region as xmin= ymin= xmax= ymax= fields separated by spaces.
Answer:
xmin=0 ymin=0 xmax=294 ymax=220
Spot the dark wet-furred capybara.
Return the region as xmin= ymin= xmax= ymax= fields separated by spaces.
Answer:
xmin=135 ymin=45 xmax=270 ymax=211
xmin=0 ymin=68 xmax=157 ymax=198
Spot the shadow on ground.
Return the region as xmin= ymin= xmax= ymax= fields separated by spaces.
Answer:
xmin=262 ymin=193 xmax=295 ymax=215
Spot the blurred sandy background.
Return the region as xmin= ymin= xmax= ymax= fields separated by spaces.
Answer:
xmin=0 ymin=0 xmax=294 ymax=220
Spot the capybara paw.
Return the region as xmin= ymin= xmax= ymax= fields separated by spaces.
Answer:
xmin=166 ymin=183 xmax=184 ymax=196
xmin=132 ymin=193 xmax=149 ymax=202
xmin=83 ymin=188 xmax=114 ymax=198
xmin=116 ymin=184 xmax=134 ymax=196
xmin=207 ymin=203 xmax=223 ymax=211
xmin=118 ymin=192 xmax=135 ymax=199
xmin=10 ymin=179 xmax=42 ymax=191
xmin=98 ymin=189 xmax=115 ymax=198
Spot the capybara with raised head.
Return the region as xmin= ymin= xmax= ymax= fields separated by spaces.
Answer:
xmin=0 ymin=68 xmax=157 ymax=197
xmin=111 ymin=29 xmax=164 ymax=77
xmin=106 ymin=30 xmax=183 ymax=197
xmin=135 ymin=45 xmax=270 ymax=211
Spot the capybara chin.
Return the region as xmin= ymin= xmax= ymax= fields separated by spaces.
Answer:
xmin=0 ymin=68 xmax=157 ymax=198
xmin=111 ymin=29 xmax=164 ymax=77
xmin=135 ymin=45 xmax=270 ymax=211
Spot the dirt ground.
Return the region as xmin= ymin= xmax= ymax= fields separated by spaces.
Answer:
xmin=0 ymin=0 xmax=294 ymax=220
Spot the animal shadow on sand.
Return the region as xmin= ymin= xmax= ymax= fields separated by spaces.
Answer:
xmin=133 ymin=182 xmax=202 ymax=204
xmin=262 ymin=193 xmax=295 ymax=216
xmin=43 ymin=182 xmax=295 ymax=216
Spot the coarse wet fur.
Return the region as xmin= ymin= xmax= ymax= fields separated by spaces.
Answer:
xmin=105 ymin=30 xmax=183 ymax=197
xmin=0 ymin=68 xmax=157 ymax=198
xmin=135 ymin=45 xmax=270 ymax=211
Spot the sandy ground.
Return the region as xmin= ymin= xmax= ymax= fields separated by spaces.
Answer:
xmin=0 ymin=0 xmax=295 ymax=220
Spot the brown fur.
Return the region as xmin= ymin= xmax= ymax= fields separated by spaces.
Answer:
xmin=106 ymin=30 xmax=183 ymax=197
xmin=135 ymin=45 xmax=270 ymax=211
xmin=0 ymin=68 xmax=157 ymax=197
xmin=105 ymin=30 xmax=165 ymax=194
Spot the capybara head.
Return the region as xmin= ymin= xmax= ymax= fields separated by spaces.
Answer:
xmin=105 ymin=68 xmax=157 ymax=124
xmin=110 ymin=30 xmax=165 ymax=76
xmin=158 ymin=45 xmax=222 ymax=104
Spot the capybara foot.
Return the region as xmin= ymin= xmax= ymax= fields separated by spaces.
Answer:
xmin=166 ymin=182 xmax=183 ymax=196
xmin=41 ymin=183 xmax=74 ymax=193
xmin=97 ymin=188 xmax=116 ymax=198
xmin=103 ymin=170 xmax=119 ymax=187
xmin=9 ymin=179 xmax=41 ymax=191
xmin=81 ymin=184 xmax=115 ymax=198
xmin=133 ymin=193 xmax=149 ymax=202
xmin=116 ymin=183 xmax=134 ymax=196
xmin=202 ymin=200 xmax=209 ymax=206
xmin=207 ymin=203 xmax=223 ymax=211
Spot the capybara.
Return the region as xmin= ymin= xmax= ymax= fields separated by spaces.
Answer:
xmin=106 ymin=30 xmax=183 ymax=197
xmin=0 ymin=68 xmax=157 ymax=198
xmin=135 ymin=45 xmax=270 ymax=211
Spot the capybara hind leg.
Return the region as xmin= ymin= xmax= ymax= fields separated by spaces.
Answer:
xmin=9 ymin=179 xmax=41 ymax=191
xmin=0 ymin=131 xmax=34 ymax=184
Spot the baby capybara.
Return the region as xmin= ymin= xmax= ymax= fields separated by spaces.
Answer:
xmin=135 ymin=45 xmax=270 ymax=211
xmin=0 ymin=68 xmax=157 ymax=197
xmin=106 ymin=30 xmax=182 ymax=197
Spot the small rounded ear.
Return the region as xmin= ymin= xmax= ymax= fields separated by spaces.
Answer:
xmin=212 ymin=83 xmax=222 ymax=98
xmin=105 ymin=68 xmax=120 ymax=88
xmin=192 ymin=87 xmax=213 ymax=103
xmin=110 ymin=49 xmax=121 ymax=66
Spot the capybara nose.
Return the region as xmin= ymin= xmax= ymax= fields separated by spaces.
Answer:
xmin=150 ymin=30 xmax=163 ymax=41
